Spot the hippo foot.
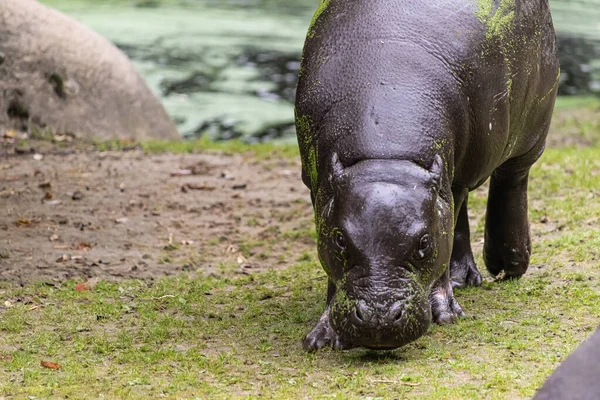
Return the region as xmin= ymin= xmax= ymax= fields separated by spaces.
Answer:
xmin=303 ymin=309 xmax=355 ymax=351
xmin=450 ymin=256 xmax=483 ymax=289
xmin=429 ymin=280 xmax=465 ymax=325
xmin=484 ymin=243 xmax=530 ymax=279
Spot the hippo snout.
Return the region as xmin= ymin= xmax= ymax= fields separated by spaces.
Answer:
xmin=331 ymin=288 xmax=432 ymax=349
xmin=352 ymin=300 xmax=404 ymax=326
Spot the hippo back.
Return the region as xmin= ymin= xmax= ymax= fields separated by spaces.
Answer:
xmin=296 ymin=0 xmax=559 ymax=191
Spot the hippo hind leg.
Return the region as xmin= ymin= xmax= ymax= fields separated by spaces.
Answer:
xmin=483 ymin=160 xmax=532 ymax=279
xmin=303 ymin=280 xmax=354 ymax=351
xmin=450 ymin=195 xmax=483 ymax=289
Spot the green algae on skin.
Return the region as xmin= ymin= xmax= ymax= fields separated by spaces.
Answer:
xmin=475 ymin=0 xmax=517 ymax=96
xmin=475 ymin=0 xmax=493 ymax=23
xmin=307 ymin=0 xmax=331 ymax=39
xmin=295 ymin=114 xmax=319 ymax=190
xmin=536 ymin=69 xmax=561 ymax=105
xmin=475 ymin=0 xmax=516 ymax=41
xmin=487 ymin=0 xmax=515 ymax=40
xmin=332 ymin=286 xmax=357 ymax=315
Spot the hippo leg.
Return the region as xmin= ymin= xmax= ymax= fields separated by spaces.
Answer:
xmin=430 ymin=266 xmax=465 ymax=324
xmin=450 ymin=196 xmax=483 ymax=289
xmin=303 ymin=280 xmax=355 ymax=351
xmin=483 ymin=164 xmax=532 ymax=279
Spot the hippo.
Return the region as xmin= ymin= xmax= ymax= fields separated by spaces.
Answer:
xmin=533 ymin=326 xmax=600 ymax=399
xmin=295 ymin=0 xmax=559 ymax=351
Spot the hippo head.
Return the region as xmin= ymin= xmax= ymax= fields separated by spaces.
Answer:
xmin=316 ymin=154 xmax=452 ymax=349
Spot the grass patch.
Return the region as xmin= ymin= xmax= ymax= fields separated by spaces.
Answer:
xmin=1 ymin=263 xmax=598 ymax=398
xmin=141 ymin=138 xmax=299 ymax=160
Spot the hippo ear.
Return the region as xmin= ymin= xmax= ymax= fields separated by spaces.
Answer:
xmin=429 ymin=154 xmax=443 ymax=189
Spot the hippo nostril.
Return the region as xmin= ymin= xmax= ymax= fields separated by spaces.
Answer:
xmin=354 ymin=300 xmax=370 ymax=324
xmin=388 ymin=301 xmax=404 ymax=322
xmin=355 ymin=307 xmax=364 ymax=323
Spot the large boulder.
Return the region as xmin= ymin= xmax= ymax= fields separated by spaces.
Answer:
xmin=0 ymin=0 xmax=179 ymax=141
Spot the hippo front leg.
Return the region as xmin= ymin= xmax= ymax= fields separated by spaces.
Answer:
xmin=430 ymin=267 xmax=465 ymax=325
xmin=450 ymin=196 xmax=483 ymax=289
xmin=303 ymin=280 xmax=355 ymax=351
xmin=484 ymin=166 xmax=532 ymax=278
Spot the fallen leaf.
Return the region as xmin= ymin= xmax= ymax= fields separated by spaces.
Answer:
xmin=40 ymin=360 xmax=61 ymax=370
xmin=75 ymin=242 xmax=92 ymax=251
xmin=16 ymin=218 xmax=32 ymax=226
xmin=0 ymin=354 xmax=12 ymax=361
xmin=3 ymin=130 xmax=17 ymax=138
xmin=86 ymin=277 xmax=100 ymax=290
xmin=75 ymin=283 xmax=89 ymax=292
xmin=49 ymin=234 xmax=59 ymax=242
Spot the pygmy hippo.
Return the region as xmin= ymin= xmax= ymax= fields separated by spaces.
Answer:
xmin=533 ymin=326 xmax=600 ymax=400
xmin=295 ymin=0 xmax=559 ymax=350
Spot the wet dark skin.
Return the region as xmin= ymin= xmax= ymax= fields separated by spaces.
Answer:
xmin=295 ymin=0 xmax=559 ymax=351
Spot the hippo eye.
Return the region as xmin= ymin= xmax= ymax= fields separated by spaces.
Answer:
xmin=334 ymin=231 xmax=347 ymax=250
xmin=415 ymin=234 xmax=432 ymax=261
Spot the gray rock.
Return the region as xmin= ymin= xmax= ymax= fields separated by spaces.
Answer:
xmin=0 ymin=0 xmax=179 ymax=141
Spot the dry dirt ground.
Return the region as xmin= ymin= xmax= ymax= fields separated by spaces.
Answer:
xmin=0 ymin=145 xmax=315 ymax=283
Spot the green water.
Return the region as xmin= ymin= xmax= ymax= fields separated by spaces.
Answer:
xmin=40 ymin=0 xmax=600 ymax=141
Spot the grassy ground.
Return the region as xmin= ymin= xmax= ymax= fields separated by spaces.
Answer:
xmin=2 ymin=144 xmax=600 ymax=399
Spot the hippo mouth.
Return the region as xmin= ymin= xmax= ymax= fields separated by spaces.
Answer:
xmin=329 ymin=284 xmax=432 ymax=349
